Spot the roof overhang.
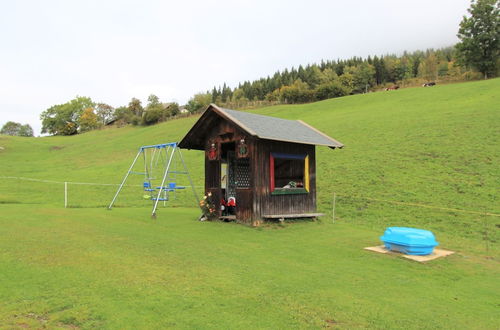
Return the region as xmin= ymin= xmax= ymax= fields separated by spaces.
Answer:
xmin=178 ymin=104 xmax=344 ymax=150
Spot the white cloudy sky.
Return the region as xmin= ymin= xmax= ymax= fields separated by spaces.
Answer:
xmin=0 ymin=0 xmax=470 ymax=135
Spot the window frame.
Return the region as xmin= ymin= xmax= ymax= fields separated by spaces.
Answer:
xmin=269 ymin=152 xmax=310 ymax=195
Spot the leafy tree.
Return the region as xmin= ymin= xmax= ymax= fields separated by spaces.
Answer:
xmin=142 ymin=94 xmax=164 ymax=125
xmin=124 ymin=98 xmax=144 ymax=125
xmin=142 ymin=107 xmax=162 ymax=125
xmin=393 ymin=58 xmax=412 ymax=82
xmin=315 ymin=81 xmax=351 ymax=100
xmin=456 ymin=0 xmax=499 ymax=78
xmin=344 ymin=63 xmax=375 ymax=92
xmin=79 ymin=107 xmax=101 ymax=132
xmin=280 ymin=79 xmax=314 ymax=103
xmin=318 ymin=68 xmax=339 ymax=84
xmin=113 ymin=106 xmax=133 ymax=125
xmin=18 ymin=124 xmax=34 ymax=137
xmin=1 ymin=121 xmax=22 ymax=136
xmin=338 ymin=72 xmax=355 ymax=91
xmin=418 ymin=53 xmax=438 ymax=81
xmin=186 ymin=93 xmax=212 ymax=113
xmin=265 ymin=88 xmax=281 ymax=102
xmin=232 ymin=88 xmax=245 ymax=101
xmin=304 ymin=65 xmax=323 ymax=88
xmin=167 ymin=102 xmax=180 ymax=117
xmin=438 ymin=62 xmax=449 ymax=77
xmin=147 ymin=94 xmax=160 ymax=107
xmin=40 ymin=96 xmax=94 ymax=135
xmin=0 ymin=122 xmax=34 ymax=137
xmin=95 ymin=103 xmax=114 ymax=125
xmin=128 ymin=98 xmax=144 ymax=117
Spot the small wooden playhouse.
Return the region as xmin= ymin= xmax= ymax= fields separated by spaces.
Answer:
xmin=178 ymin=104 xmax=343 ymax=223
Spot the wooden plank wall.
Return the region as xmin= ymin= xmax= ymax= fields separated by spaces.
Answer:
xmin=252 ymin=140 xmax=316 ymax=220
xmin=204 ymin=119 xmax=254 ymax=222
xmin=201 ymin=115 xmax=317 ymax=223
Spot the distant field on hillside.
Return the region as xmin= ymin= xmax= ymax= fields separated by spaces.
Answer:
xmin=0 ymin=79 xmax=498 ymax=328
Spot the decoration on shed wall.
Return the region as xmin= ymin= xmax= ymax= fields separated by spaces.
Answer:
xmin=237 ymin=138 xmax=249 ymax=158
xmin=207 ymin=142 xmax=218 ymax=161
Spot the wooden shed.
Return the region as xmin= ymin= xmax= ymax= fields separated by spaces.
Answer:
xmin=178 ymin=104 xmax=343 ymax=224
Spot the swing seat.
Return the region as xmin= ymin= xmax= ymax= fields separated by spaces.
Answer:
xmin=155 ymin=183 xmax=185 ymax=190
xmin=155 ymin=187 xmax=175 ymax=191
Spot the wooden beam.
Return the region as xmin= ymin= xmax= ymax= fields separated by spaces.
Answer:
xmin=296 ymin=120 xmax=344 ymax=148
xmin=263 ymin=213 xmax=325 ymax=219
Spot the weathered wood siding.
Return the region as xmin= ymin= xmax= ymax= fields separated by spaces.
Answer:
xmin=203 ymin=118 xmax=254 ymax=222
xmin=252 ymin=140 xmax=316 ymax=220
xmin=201 ymin=112 xmax=317 ymax=223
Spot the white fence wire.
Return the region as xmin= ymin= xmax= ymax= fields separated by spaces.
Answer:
xmin=1 ymin=175 xmax=497 ymax=217
xmin=0 ymin=176 xmax=203 ymax=208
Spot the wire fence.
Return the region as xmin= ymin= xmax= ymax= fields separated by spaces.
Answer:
xmin=0 ymin=176 xmax=203 ymax=208
xmin=1 ymin=175 xmax=497 ymax=216
xmin=1 ymin=175 xmax=498 ymax=247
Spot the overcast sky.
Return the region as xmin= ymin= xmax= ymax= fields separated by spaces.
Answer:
xmin=0 ymin=0 xmax=470 ymax=135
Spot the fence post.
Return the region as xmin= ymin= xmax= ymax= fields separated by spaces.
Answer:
xmin=64 ymin=182 xmax=68 ymax=208
xmin=332 ymin=192 xmax=336 ymax=223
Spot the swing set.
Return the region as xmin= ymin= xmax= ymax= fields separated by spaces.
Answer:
xmin=108 ymin=142 xmax=199 ymax=218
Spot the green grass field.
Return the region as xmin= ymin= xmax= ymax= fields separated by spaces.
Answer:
xmin=0 ymin=79 xmax=499 ymax=328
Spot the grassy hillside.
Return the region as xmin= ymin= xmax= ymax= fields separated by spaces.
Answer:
xmin=0 ymin=79 xmax=499 ymax=328
xmin=1 ymin=79 xmax=498 ymax=242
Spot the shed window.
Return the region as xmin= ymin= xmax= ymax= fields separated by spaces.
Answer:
xmin=236 ymin=158 xmax=251 ymax=188
xmin=270 ymin=153 xmax=309 ymax=195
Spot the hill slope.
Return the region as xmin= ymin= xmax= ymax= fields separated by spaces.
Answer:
xmin=0 ymin=79 xmax=499 ymax=245
xmin=0 ymin=79 xmax=498 ymax=328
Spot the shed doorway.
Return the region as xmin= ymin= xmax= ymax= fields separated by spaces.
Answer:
xmin=221 ymin=142 xmax=237 ymax=215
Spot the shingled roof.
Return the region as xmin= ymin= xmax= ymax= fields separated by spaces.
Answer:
xmin=178 ymin=104 xmax=344 ymax=150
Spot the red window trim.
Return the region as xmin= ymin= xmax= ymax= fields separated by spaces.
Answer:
xmin=270 ymin=154 xmax=275 ymax=192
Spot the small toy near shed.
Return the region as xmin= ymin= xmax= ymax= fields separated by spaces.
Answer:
xmin=178 ymin=104 xmax=344 ymax=224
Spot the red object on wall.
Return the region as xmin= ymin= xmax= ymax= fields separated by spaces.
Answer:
xmin=208 ymin=143 xmax=218 ymax=160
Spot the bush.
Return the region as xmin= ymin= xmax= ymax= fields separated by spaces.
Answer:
xmin=142 ymin=108 xmax=162 ymax=125
xmin=315 ymin=82 xmax=351 ymax=100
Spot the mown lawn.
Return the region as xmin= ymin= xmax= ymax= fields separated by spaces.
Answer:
xmin=0 ymin=205 xmax=498 ymax=329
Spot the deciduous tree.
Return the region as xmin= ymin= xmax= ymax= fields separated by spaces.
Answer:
xmin=95 ymin=103 xmax=114 ymax=125
xmin=186 ymin=93 xmax=212 ymax=113
xmin=456 ymin=0 xmax=499 ymax=78
xmin=79 ymin=107 xmax=101 ymax=132
xmin=0 ymin=122 xmax=34 ymax=137
xmin=40 ymin=96 xmax=94 ymax=135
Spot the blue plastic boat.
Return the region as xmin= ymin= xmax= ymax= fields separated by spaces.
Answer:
xmin=380 ymin=227 xmax=438 ymax=256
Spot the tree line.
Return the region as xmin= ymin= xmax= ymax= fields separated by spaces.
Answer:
xmin=186 ymin=0 xmax=498 ymax=112
xmin=37 ymin=95 xmax=181 ymax=136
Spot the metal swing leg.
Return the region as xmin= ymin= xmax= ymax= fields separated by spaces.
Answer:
xmin=151 ymin=145 xmax=177 ymax=218
xmin=108 ymin=148 xmax=143 ymax=209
